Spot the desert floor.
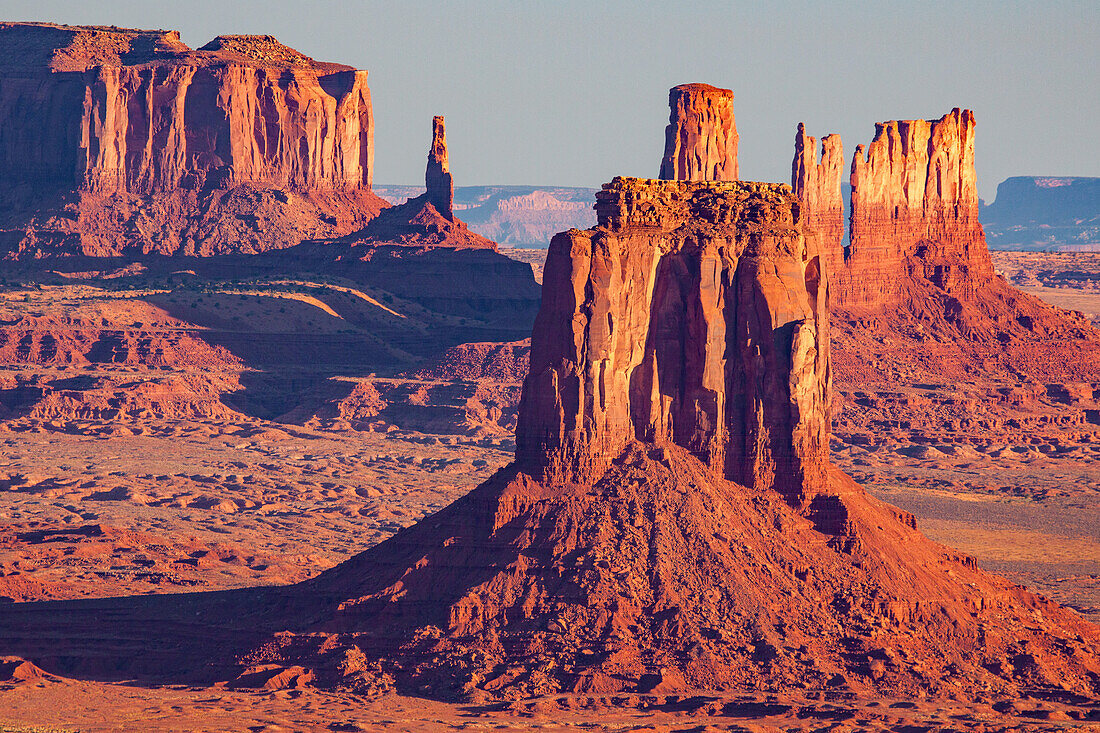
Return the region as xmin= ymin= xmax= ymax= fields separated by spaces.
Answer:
xmin=0 ymin=252 xmax=1097 ymax=730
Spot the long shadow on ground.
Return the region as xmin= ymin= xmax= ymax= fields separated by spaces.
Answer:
xmin=0 ymin=585 xmax=308 ymax=684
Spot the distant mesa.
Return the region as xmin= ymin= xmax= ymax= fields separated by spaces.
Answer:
xmin=372 ymin=185 xmax=599 ymax=248
xmin=658 ymin=83 xmax=738 ymax=182
xmin=0 ymin=23 xmax=374 ymax=192
xmin=981 ymin=176 xmax=1100 ymax=251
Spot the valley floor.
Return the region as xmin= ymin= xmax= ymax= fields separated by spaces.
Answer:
xmin=2 ymin=678 xmax=1096 ymax=732
xmin=0 ymin=254 xmax=1097 ymax=730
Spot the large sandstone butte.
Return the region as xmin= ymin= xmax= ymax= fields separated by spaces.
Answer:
xmin=0 ymin=22 xmax=385 ymax=257
xmin=517 ymin=178 xmax=829 ymax=503
xmin=0 ymin=175 xmax=1097 ymax=704
xmin=794 ymin=111 xmax=1100 ymax=383
xmin=658 ymin=83 xmax=738 ymax=182
xmin=795 ymin=109 xmax=991 ymax=307
xmin=241 ymin=177 xmax=1096 ymax=701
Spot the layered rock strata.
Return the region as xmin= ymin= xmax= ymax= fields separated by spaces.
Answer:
xmin=658 ymin=83 xmax=738 ymax=182
xmin=793 ymin=109 xmax=995 ymax=307
xmin=517 ymin=177 xmax=830 ymax=502
xmin=0 ymin=23 xmax=383 ymax=257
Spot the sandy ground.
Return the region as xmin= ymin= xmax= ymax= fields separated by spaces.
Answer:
xmin=0 ymin=412 xmax=1095 ymax=732
xmin=1017 ymin=285 xmax=1100 ymax=324
xmin=834 ymin=441 xmax=1100 ymax=621
xmin=992 ymin=251 xmax=1100 ymax=326
xmin=0 ymin=421 xmax=506 ymax=600
xmin=1 ymin=675 xmax=1097 ymax=732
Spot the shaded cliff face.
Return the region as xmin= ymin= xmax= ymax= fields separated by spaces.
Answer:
xmin=517 ymin=177 xmax=829 ymax=501
xmin=0 ymin=23 xmax=381 ymax=257
xmin=425 ymin=116 xmax=453 ymax=220
xmin=658 ymin=83 xmax=738 ymax=182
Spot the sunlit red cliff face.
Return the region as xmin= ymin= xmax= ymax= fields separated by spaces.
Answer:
xmin=792 ymin=111 xmax=1100 ymax=391
xmin=0 ymin=23 xmax=385 ymax=257
xmin=792 ymin=123 xmax=845 ymax=280
xmin=794 ymin=110 xmax=993 ymax=308
xmin=517 ymin=178 xmax=829 ymax=503
xmin=658 ymin=83 xmax=738 ymax=182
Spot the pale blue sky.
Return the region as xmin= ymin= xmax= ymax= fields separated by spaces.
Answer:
xmin=2 ymin=0 xmax=1096 ymax=201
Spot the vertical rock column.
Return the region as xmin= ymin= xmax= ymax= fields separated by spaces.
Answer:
xmin=658 ymin=83 xmax=738 ymax=182
xmin=792 ymin=123 xmax=845 ymax=294
xmin=425 ymin=115 xmax=454 ymax=220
